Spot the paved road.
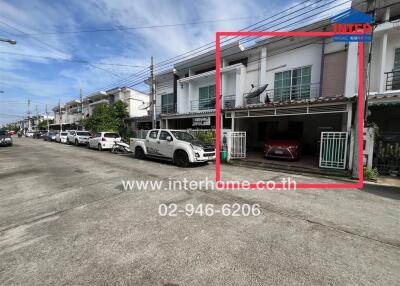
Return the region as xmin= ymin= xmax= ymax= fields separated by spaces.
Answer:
xmin=1 ymin=138 xmax=399 ymax=285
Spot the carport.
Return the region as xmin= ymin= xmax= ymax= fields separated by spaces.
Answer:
xmin=224 ymin=96 xmax=355 ymax=172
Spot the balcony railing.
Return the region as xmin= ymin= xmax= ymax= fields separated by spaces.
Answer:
xmin=385 ymin=70 xmax=400 ymax=91
xmin=191 ymin=98 xmax=216 ymax=112
xmin=223 ymin=95 xmax=236 ymax=109
xmin=243 ymin=83 xmax=320 ymax=105
xmin=157 ymin=103 xmax=177 ymax=114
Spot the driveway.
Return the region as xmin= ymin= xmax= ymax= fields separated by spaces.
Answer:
xmin=0 ymin=138 xmax=399 ymax=285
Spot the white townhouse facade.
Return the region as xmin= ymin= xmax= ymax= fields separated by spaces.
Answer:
xmin=52 ymin=87 xmax=149 ymax=130
xmin=359 ymin=0 xmax=400 ymax=176
xmin=150 ymin=18 xmax=359 ymax=174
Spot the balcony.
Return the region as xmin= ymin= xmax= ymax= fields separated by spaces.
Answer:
xmin=385 ymin=70 xmax=400 ymax=91
xmin=243 ymin=83 xmax=320 ymax=105
xmin=223 ymin=95 xmax=236 ymax=109
xmin=191 ymin=98 xmax=216 ymax=112
xmin=157 ymin=103 xmax=177 ymax=114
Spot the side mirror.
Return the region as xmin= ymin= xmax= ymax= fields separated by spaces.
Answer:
xmin=166 ymin=136 xmax=173 ymax=142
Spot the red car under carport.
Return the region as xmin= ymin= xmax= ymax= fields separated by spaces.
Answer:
xmin=264 ymin=132 xmax=301 ymax=160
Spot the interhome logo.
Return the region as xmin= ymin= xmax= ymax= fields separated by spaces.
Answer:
xmin=331 ymin=8 xmax=374 ymax=42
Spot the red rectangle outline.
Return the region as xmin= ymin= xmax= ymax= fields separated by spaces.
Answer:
xmin=215 ymin=31 xmax=364 ymax=189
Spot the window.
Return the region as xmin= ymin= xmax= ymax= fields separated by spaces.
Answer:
xmin=149 ymin=130 xmax=158 ymax=139
xmin=199 ymin=85 xmax=216 ymax=110
xmin=159 ymin=131 xmax=171 ymax=141
xmin=161 ymin=93 xmax=175 ymax=113
xmin=77 ymin=132 xmax=91 ymax=136
xmin=274 ymin=66 xmax=311 ymax=101
xmin=104 ymin=133 xmax=120 ymax=138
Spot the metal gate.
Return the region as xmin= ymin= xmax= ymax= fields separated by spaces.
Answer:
xmin=228 ymin=131 xmax=246 ymax=159
xmin=373 ymin=133 xmax=400 ymax=177
xmin=319 ymin=132 xmax=348 ymax=169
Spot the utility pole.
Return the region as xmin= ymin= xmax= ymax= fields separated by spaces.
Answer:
xmin=35 ymin=105 xmax=38 ymax=130
xmin=59 ymin=98 xmax=63 ymax=132
xmin=45 ymin=104 xmax=49 ymax=132
xmin=80 ymin=88 xmax=84 ymax=130
xmin=150 ymin=56 xmax=156 ymax=129
xmin=27 ymin=99 xmax=31 ymax=132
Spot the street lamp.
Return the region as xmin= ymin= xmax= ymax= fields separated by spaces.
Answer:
xmin=0 ymin=38 xmax=17 ymax=45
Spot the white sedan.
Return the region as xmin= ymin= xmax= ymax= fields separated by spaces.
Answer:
xmin=88 ymin=132 xmax=121 ymax=151
xmin=67 ymin=131 xmax=92 ymax=146
xmin=55 ymin=131 xmax=68 ymax=143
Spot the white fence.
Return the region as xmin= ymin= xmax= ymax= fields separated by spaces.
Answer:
xmin=227 ymin=131 xmax=246 ymax=159
xmin=319 ymin=132 xmax=348 ymax=169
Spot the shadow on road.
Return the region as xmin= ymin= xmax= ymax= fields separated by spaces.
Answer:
xmin=361 ymin=184 xmax=400 ymax=200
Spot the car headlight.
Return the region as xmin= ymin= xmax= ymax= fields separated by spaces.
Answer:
xmin=190 ymin=144 xmax=203 ymax=151
xmin=288 ymin=145 xmax=298 ymax=150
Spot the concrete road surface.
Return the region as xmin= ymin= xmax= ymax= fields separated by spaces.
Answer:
xmin=0 ymin=138 xmax=399 ymax=285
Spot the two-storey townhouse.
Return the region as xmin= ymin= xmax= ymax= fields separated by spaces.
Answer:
xmin=151 ymin=18 xmax=358 ymax=174
xmin=356 ymin=0 xmax=400 ymax=176
xmin=51 ymin=87 xmax=149 ymax=131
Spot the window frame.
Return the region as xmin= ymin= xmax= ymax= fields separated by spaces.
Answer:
xmin=273 ymin=66 xmax=312 ymax=101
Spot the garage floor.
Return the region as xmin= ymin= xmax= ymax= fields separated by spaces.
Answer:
xmin=246 ymin=151 xmax=319 ymax=169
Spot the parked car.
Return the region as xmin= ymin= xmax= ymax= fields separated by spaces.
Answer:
xmin=8 ymin=130 xmax=16 ymax=136
xmin=33 ymin=130 xmax=47 ymax=139
xmin=0 ymin=129 xmax=12 ymax=146
xmin=55 ymin=131 xmax=68 ymax=143
xmin=67 ymin=130 xmax=92 ymax=146
xmin=43 ymin=131 xmax=57 ymax=141
xmin=25 ymin=131 xmax=34 ymax=137
xmin=130 ymin=129 xmax=216 ymax=167
xmin=88 ymin=132 xmax=121 ymax=151
xmin=264 ymin=132 xmax=301 ymax=160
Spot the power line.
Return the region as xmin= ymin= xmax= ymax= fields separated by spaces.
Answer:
xmin=9 ymin=15 xmax=272 ymax=36
xmin=123 ymin=0 xmax=350 ymax=89
xmin=84 ymin=0 xmax=333 ymax=94
xmin=0 ymin=51 xmax=147 ymax=68
xmin=0 ymin=20 xmax=124 ymax=79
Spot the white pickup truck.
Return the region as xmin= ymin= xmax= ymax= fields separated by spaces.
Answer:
xmin=130 ymin=129 xmax=216 ymax=167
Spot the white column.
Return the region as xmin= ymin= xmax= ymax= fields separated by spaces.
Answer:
xmin=231 ymin=112 xmax=235 ymax=131
xmin=379 ymin=8 xmax=390 ymax=93
xmin=344 ymin=42 xmax=358 ymax=97
xmin=221 ymin=58 xmax=228 ymax=109
xmin=379 ymin=33 xmax=388 ymax=93
xmin=260 ymin=47 xmax=267 ymax=85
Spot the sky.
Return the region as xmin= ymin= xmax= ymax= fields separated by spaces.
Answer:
xmin=0 ymin=0 xmax=350 ymax=125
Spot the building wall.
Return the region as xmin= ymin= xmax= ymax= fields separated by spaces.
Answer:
xmin=369 ymin=30 xmax=400 ymax=93
xmin=263 ymin=44 xmax=322 ymax=94
xmin=321 ymin=50 xmax=347 ymax=97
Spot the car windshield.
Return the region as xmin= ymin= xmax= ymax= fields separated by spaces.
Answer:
xmin=171 ymin=131 xmax=194 ymax=141
xmin=61 ymin=132 xmax=68 ymax=136
xmin=104 ymin=133 xmax=120 ymax=138
xmin=77 ymin=132 xmax=91 ymax=136
xmin=270 ymin=132 xmax=297 ymax=140
xmin=0 ymin=130 xmax=6 ymax=136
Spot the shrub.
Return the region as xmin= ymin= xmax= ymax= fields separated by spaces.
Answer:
xmin=364 ymin=167 xmax=379 ymax=181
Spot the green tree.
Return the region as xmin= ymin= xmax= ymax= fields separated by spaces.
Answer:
xmin=82 ymin=101 xmax=129 ymax=134
xmin=114 ymin=100 xmax=129 ymax=137
xmin=37 ymin=119 xmax=53 ymax=130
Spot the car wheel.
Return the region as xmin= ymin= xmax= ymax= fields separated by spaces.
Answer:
xmin=75 ymin=139 xmax=79 ymax=146
xmin=67 ymin=138 xmax=70 ymax=145
xmin=174 ymin=150 xmax=190 ymax=167
xmin=98 ymin=144 xmax=103 ymax=151
xmin=134 ymin=147 xmax=145 ymax=159
xmin=87 ymin=142 xmax=91 ymax=149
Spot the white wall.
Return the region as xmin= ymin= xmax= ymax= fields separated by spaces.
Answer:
xmin=369 ymin=30 xmax=400 ymax=93
xmin=263 ymin=44 xmax=322 ymax=93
